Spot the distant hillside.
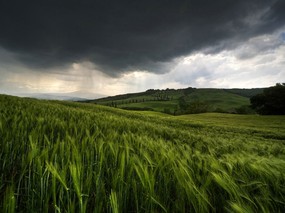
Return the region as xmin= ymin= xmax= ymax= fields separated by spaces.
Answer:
xmin=224 ymin=88 xmax=264 ymax=98
xmin=86 ymin=87 xmax=264 ymax=114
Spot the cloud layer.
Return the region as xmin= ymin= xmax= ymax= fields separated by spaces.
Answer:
xmin=1 ymin=0 xmax=285 ymax=75
xmin=1 ymin=29 xmax=284 ymax=97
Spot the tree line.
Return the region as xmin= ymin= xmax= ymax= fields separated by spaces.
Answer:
xmin=251 ymin=83 xmax=285 ymax=115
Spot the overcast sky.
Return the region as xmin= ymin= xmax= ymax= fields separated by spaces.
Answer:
xmin=0 ymin=0 xmax=285 ymax=98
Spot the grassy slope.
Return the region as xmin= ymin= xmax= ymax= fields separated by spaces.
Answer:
xmin=186 ymin=89 xmax=250 ymax=111
xmin=178 ymin=113 xmax=285 ymax=130
xmin=92 ymin=88 xmax=253 ymax=113
xmin=1 ymin=94 xmax=285 ymax=212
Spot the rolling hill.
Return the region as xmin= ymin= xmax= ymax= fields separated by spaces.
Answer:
xmin=86 ymin=87 xmax=264 ymax=114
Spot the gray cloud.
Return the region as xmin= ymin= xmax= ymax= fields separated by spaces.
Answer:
xmin=234 ymin=33 xmax=284 ymax=60
xmin=168 ymin=30 xmax=285 ymax=89
xmin=0 ymin=0 xmax=285 ymax=76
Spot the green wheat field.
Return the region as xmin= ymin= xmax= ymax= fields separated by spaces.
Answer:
xmin=1 ymin=94 xmax=285 ymax=212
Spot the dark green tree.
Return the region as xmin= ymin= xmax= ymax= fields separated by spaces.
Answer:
xmin=250 ymin=83 xmax=285 ymax=115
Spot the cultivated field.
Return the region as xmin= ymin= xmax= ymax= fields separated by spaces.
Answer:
xmin=0 ymin=94 xmax=285 ymax=212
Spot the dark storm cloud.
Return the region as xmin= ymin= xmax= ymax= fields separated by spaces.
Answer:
xmin=0 ymin=0 xmax=285 ymax=75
